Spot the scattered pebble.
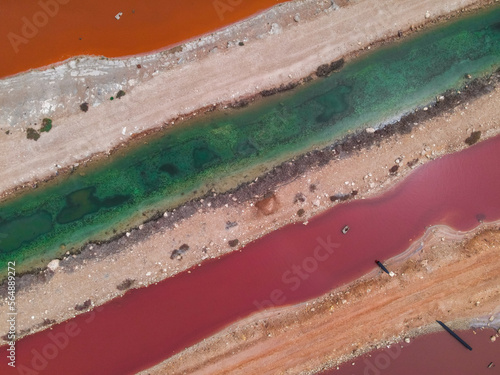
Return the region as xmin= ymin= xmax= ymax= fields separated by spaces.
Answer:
xmin=47 ymin=259 xmax=60 ymax=272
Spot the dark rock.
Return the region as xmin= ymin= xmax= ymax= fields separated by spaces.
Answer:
xmin=116 ymin=90 xmax=126 ymax=99
xmin=260 ymin=82 xmax=299 ymax=97
xmin=26 ymin=128 xmax=40 ymax=141
xmin=316 ymin=58 xmax=345 ymax=77
xmin=330 ymin=193 xmax=350 ymax=202
xmin=465 ymin=131 xmax=481 ymax=146
xmin=407 ymin=158 xmax=419 ymax=168
xmin=170 ymin=244 xmax=189 ymax=259
xmin=294 ymin=193 xmax=306 ymax=204
xmin=117 ymin=278 xmax=135 ymax=291
xmin=389 ymin=165 xmax=399 ymax=175
xmin=80 ymin=102 xmax=89 ymax=112
xmin=228 ymin=239 xmax=239 ymax=247
xmin=225 ymin=221 xmax=238 ymax=230
xmin=75 ymin=299 xmax=92 ymax=311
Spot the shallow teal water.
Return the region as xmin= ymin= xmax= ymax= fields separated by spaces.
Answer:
xmin=1 ymin=7 xmax=500 ymax=273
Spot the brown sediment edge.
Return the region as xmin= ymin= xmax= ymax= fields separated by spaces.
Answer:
xmin=0 ymin=0 xmax=496 ymax=203
xmin=139 ymin=223 xmax=500 ymax=375
xmin=2 ymin=62 xmax=500 ymax=294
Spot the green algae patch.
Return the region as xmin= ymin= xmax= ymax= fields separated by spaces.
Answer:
xmin=40 ymin=118 xmax=52 ymax=133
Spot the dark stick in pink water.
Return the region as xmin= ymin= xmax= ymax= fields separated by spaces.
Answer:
xmin=436 ymin=320 xmax=473 ymax=351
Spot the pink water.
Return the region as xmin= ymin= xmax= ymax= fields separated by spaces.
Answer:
xmin=5 ymin=136 xmax=500 ymax=374
xmin=324 ymin=328 xmax=500 ymax=375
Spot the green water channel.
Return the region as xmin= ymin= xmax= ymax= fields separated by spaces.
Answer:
xmin=1 ymin=7 xmax=500 ymax=274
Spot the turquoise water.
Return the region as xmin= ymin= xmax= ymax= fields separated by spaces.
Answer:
xmin=1 ymin=6 xmax=500 ymax=273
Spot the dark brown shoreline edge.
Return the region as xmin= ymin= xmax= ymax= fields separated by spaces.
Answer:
xmin=0 ymin=0 xmax=495 ymax=203
xmin=3 ymin=67 xmax=499 ymax=310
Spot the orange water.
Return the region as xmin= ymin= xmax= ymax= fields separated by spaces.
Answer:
xmin=0 ymin=0 xmax=288 ymax=78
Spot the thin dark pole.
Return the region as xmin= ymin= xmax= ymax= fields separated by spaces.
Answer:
xmin=375 ymin=260 xmax=390 ymax=275
xmin=436 ymin=320 xmax=473 ymax=351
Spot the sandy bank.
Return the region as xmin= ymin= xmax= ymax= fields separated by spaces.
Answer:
xmin=0 ymin=0 xmax=487 ymax=199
